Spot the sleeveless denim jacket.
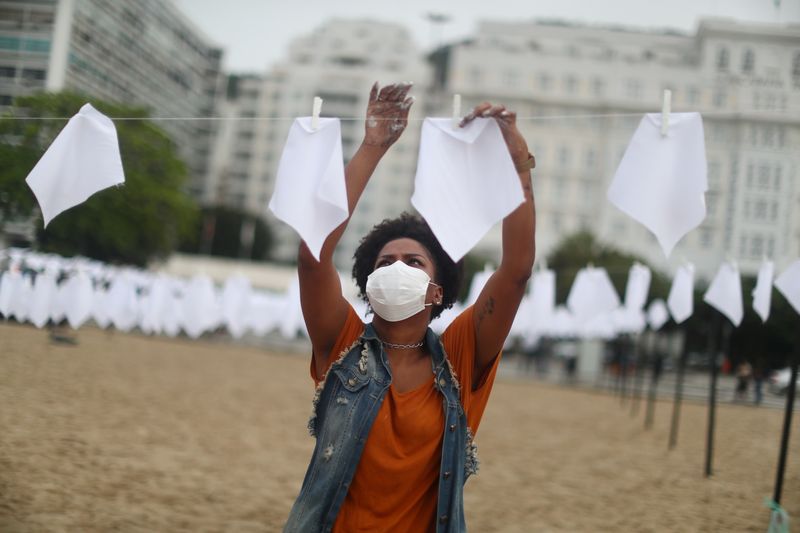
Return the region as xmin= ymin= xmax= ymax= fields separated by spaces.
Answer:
xmin=284 ymin=322 xmax=478 ymax=532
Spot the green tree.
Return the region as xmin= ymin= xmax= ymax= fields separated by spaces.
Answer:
xmin=0 ymin=92 xmax=197 ymax=266
xmin=179 ymin=205 xmax=273 ymax=261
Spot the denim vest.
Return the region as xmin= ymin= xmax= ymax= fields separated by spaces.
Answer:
xmin=284 ymin=322 xmax=478 ymax=532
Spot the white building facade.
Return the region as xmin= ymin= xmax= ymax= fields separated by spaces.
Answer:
xmin=0 ymin=0 xmax=224 ymax=199
xmin=437 ymin=19 xmax=800 ymax=280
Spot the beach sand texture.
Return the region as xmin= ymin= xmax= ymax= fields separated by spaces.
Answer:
xmin=1 ymin=323 xmax=797 ymax=532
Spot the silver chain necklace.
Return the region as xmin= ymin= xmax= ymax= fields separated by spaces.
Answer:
xmin=379 ymin=338 xmax=425 ymax=350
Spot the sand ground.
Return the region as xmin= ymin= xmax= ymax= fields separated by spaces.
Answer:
xmin=0 ymin=323 xmax=797 ymax=532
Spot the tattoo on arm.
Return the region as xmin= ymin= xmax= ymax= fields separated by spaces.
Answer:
xmin=476 ymin=296 xmax=495 ymax=333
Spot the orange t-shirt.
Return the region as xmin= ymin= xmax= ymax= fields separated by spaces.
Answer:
xmin=310 ymin=305 xmax=501 ymax=532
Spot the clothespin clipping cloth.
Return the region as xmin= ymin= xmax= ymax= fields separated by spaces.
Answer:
xmin=26 ymin=103 xmax=125 ymax=227
xmin=607 ymin=111 xmax=708 ymax=258
xmin=268 ymin=116 xmax=348 ymax=261
xmin=412 ymin=117 xmax=524 ymax=262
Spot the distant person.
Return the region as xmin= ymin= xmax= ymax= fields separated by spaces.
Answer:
xmin=752 ymin=360 xmax=765 ymax=406
xmin=284 ymin=83 xmax=536 ymax=531
xmin=734 ymin=361 xmax=752 ymax=402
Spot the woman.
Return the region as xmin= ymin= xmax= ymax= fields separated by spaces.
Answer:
xmin=285 ymin=82 xmax=536 ymax=532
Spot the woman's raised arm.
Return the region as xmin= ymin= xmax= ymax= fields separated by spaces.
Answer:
xmin=461 ymin=103 xmax=537 ymax=386
xmin=298 ymin=82 xmax=414 ymax=375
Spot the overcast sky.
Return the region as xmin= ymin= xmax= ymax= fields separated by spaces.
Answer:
xmin=172 ymin=0 xmax=800 ymax=72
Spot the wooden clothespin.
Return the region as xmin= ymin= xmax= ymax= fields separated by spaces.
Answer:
xmin=452 ymin=93 xmax=461 ymax=129
xmin=661 ymin=89 xmax=671 ymax=137
xmin=311 ymin=96 xmax=323 ymax=132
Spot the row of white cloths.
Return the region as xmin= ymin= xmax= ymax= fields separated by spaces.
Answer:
xmin=269 ymin=116 xmax=524 ymax=262
xmin=25 ymin=107 xmax=705 ymax=264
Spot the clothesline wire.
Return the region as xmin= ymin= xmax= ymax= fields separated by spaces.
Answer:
xmin=0 ymin=110 xmax=767 ymax=122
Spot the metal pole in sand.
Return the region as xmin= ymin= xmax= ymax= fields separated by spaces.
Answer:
xmin=705 ymin=314 xmax=728 ymax=478
xmin=630 ymin=333 xmax=646 ymax=416
xmin=772 ymin=350 xmax=798 ymax=505
xmin=668 ymin=333 xmax=689 ymax=450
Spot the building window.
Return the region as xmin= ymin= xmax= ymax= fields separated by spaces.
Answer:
xmin=686 ymin=86 xmax=699 ymax=105
xmin=771 ymin=202 xmax=778 ymax=221
xmin=712 ymin=90 xmax=727 ymax=108
xmin=793 ymin=53 xmax=800 ymax=78
xmin=564 ymin=75 xmax=578 ymax=94
xmin=750 ymin=235 xmax=764 ymax=257
xmin=742 ymin=49 xmax=755 ymax=73
xmin=0 ymin=66 xmax=15 ymax=78
xmin=758 ymin=164 xmax=770 ymax=189
xmin=767 ymin=237 xmax=775 ymax=258
xmin=625 ymin=79 xmax=642 ymax=100
xmin=504 ymin=69 xmax=519 ymax=87
xmin=716 ymin=47 xmax=729 ymax=71
xmin=0 ymin=94 xmax=12 ymax=106
xmin=585 ymin=148 xmax=596 ymax=169
xmin=539 ymin=73 xmax=552 ymax=91
xmin=774 ymin=165 xmax=782 ymax=190
xmin=754 ymin=200 xmax=767 ymax=220
xmin=592 ymin=78 xmax=605 ymax=97
xmin=558 ymin=146 xmax=570 ymax=166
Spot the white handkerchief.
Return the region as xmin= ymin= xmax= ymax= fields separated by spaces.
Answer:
xmin=26 ymin=103 xmax=125 ymax=227
xmin=411 ymin=118 xmax=524 ymax=262
xmin=703 ymin=261 xmax=743 ymax=326
xmin=647 ymin=299 xmax=669 ymax=330
xmin=607 ymin=113 xmax=707 ymax=258
xmin=775 ymin=260 xmax=800 ymax=316
xmin=465 ymin=265 xmax=495 ymax=307
xmin=624 ymin=263 xmax=652 ymax=311
xmin=268 ymin=117 xmax=347 ymax=261
xmin=667 ymin=263 xmax=695 ymax=324
xmin=62 ymin=270 xmax=94 ymax=329
xmin=566 ymin=266 xmax=620 ymax=324
xmin=752 ymin=259 xmax=774 ymax=322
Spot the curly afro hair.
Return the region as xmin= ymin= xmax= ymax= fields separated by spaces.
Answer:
xmin=352 ymin=213 xmax=463 ymax=320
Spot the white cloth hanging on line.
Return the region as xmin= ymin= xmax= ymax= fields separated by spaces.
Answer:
xmin=26 ymin=103 xmax=125 ymax=227
xmin=411 ymin=117 xmax=524 ymax=262
xmin=703 ymin=261 xmax=743 ymax=326
xmin=566 ymin=266 xmax=620 ymax=324
xmin=667 ymin=263 xmax=695 ymax=324
xmin=774 ymin=260 xmax=800 ymax=316
xmin=607 ymin=113 xmax=707 ymax=258
xmin=647 ymin=299 xmax=669 ymax=330
xmin=268 ymin=117 xmax=348 ymax=261
xmin=752 ymin=259 xmax=774 ymax=322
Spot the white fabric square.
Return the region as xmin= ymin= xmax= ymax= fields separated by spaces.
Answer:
xmin=703 ymin=261 xmax=743 ymax=327
xmin=411 ymin=118 xmax=524 ymax=262
xmin=26 ymin=103 xmax=125 ymax=227
xmin=667 ymin=263 xmax=695 ymax=324
xmin=268 ymin=117 xmax=347 ymax=261
xmin=752 ymin=259 xmax=774 ymax=322
xmin=775 ymin=260 xmax=800 ymax=317
xmin=607 ymin=113 xmax=707 ymax=258
xmin=566 ymin=266 xmax=620 ymax=324
xmin=624 ymin=263 xmax=652 ymax=311
xmin=647 ymin=299 xmax=669 ymax=330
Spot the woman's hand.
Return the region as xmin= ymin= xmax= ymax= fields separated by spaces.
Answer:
xmin=460 ymin=102 xmax=530 ymax=167
xmin=363 ymin=82 xmax=414 ymax=149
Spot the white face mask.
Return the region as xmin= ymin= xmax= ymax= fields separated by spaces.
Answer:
xmin=366 ymin=260 xmax=438 ymax=322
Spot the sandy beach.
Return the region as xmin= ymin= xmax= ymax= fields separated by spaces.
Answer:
xmin=1 ymin=322 xmax=797 ymax=532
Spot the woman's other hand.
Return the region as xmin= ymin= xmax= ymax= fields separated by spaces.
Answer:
xmin=460 ymin=102 xmax=530 ymax=167
xmin=363 ymin=82 xmax=414 ymax=149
